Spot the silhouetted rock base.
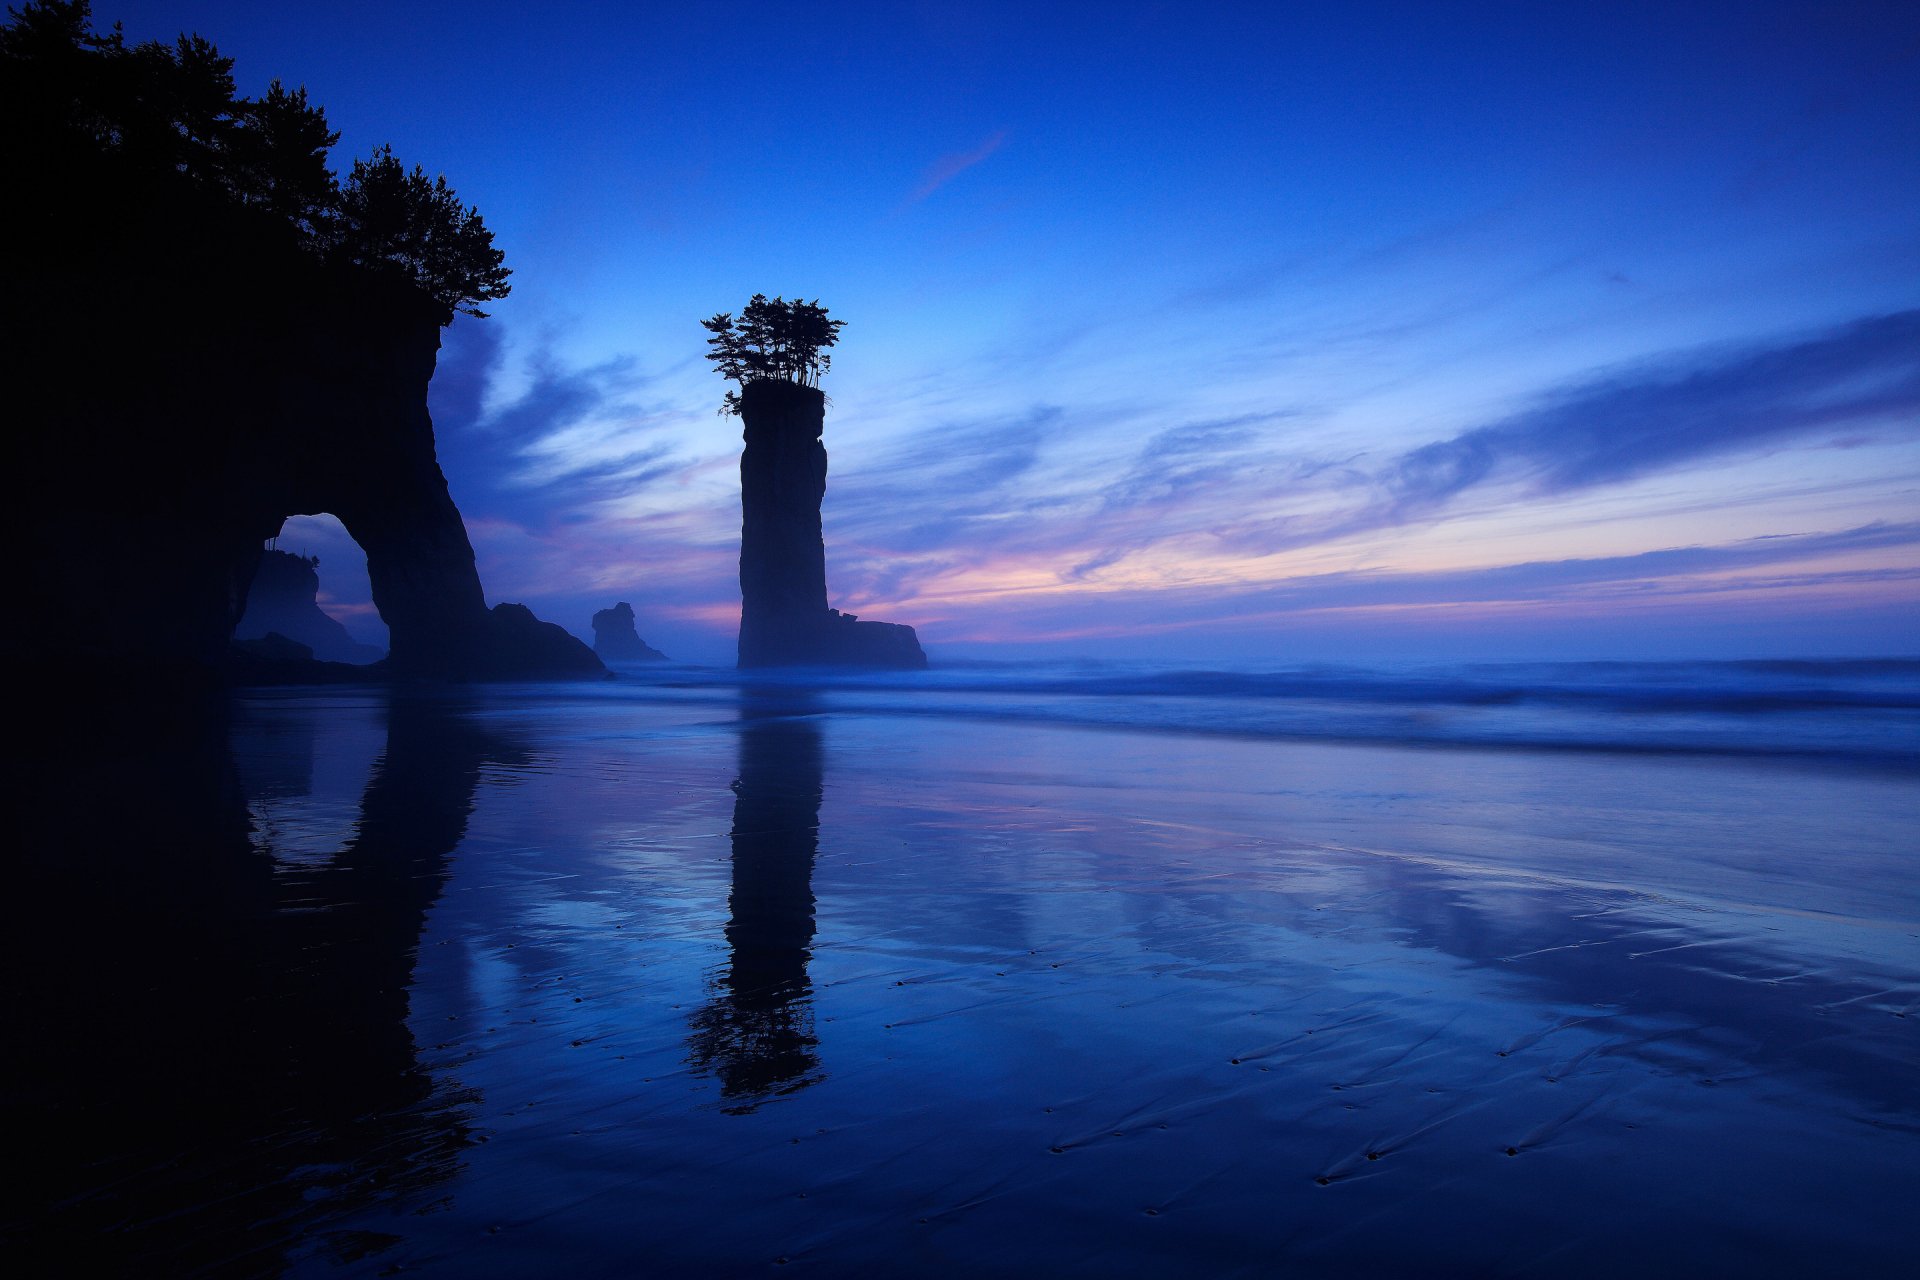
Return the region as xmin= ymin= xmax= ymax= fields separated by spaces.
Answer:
xmin=592 ymin=602 xmax=668 ymax=662
xmin=834 ymin=615 xmax=927 ymax=669
xmin=229 ymin=632 xmax=384 ymax=685
xmin=481 ymin=604 xmax=607 ymax=680
xmin=224 ymin=607 xmax=603 ymax=684
xmin=738 ymin=610 xmax=927 ymax=671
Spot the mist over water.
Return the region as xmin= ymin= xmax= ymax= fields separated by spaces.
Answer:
xmin=598 ymin=656 xmax=1920 ymax=765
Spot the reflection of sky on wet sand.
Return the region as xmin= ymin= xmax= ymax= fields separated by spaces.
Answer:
xmin=295 ymin=685 xmax=1914 ymax=1277
xmin=21 ymin=685 xmax=1910 ymax=1275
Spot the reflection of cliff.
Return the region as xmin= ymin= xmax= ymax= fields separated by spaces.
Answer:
xmin=687 ymin=697 xmax=826 ymax=1107
xmin=737 ymin=380 xmax=926 ymax=669
xmin=236 ymin=550 xmax=386 ymax=663
xmin=3 ymin=697 xmax=505 ymax=1274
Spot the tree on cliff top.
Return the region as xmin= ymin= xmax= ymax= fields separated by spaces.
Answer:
xmin=1 ymin=0 xmax=508 ymax=324
xmin=335 ymin=146 xmax=511 ymax=321
xmin=701 ymin=295 xmax=845 ymax=415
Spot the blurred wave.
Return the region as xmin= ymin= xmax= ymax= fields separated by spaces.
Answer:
xmin=588 ymin=657 xmax=1920 ymax=767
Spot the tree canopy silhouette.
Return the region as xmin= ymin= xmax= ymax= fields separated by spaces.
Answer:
xmin=701 ymin=295 xmax=845 ymax=415
xmin=0 ymin=0 xmax=508 ymax=323
xmin=336 ymin=146 xmax=510 ymax=318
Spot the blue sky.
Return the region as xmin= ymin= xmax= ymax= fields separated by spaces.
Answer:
xmin=117 ymin=1 xmax=1920 ymax=663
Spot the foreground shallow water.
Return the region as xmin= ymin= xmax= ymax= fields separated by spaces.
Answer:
xmin=8 ymin=666 xmax=1917 ymax=1276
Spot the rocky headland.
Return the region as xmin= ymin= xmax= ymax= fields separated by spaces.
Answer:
xmin=2 ymin=10 xmax=602 ymax=687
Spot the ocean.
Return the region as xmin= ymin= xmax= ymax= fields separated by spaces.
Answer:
xmin=9 ymin=659 xmax=1917 ymax=1275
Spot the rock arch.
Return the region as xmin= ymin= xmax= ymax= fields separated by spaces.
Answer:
xmin=9 ymin=271 xmax=598 ymax=683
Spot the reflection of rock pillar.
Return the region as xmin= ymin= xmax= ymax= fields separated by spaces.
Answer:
xmin=687 ymin=704 xmax=824 ymax=1105
xmin=737 ymin=380 xmax=829 ymax=668
xmin=726 ymin=715 xmax=823 ymax=1006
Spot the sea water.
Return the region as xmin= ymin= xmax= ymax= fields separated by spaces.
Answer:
xmin=8 ymin=660 xmax=1916 ymax=1276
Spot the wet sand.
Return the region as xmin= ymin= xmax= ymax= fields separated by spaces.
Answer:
xmin=7 ymin=681 xmax=1916 ymax=1276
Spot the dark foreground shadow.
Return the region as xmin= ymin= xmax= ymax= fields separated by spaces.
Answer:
xmin=686 ymin=690 xmax=826 ymax=1109
xmin=1 ymin=695 xmax=513 ymax=1275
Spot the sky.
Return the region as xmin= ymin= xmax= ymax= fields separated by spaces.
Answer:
xmin=115 ymin=0 xmax=1920 ymax=664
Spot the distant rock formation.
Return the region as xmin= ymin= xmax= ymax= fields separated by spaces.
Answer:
xmin=482 ymin=604 xmax=607 ymax=680
xmin=736 ymin=381 xmax=927 ymax=669
xmin=236 ymin=551 xmax=384 ymax=664
xmin=592 ymin=602 xmax=668 ymax=662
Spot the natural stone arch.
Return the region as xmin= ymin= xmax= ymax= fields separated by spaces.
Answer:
xmin=236 ymin=297 xmax=499 ymax=679
xmin=12 ymin=264 xmax=599 ymax=683
xmin=237 ymin=520 xmax=382 ymax=664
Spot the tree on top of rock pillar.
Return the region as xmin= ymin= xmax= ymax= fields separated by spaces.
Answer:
xmin=699 ymin=295 xmax=844 ymax=415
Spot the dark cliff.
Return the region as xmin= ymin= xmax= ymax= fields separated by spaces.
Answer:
xmin=736 ymin=381 xmax=926 ymax=670
xmin=1 ymin=6 xmax=600 ymax=687
xmin=592 ymin=602 xmax=668 ymax=662
xmin=3 ymin=179 xmax=601 ymax=687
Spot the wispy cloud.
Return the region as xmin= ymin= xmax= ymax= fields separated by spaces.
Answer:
xmin=430 ymin=316 xmax=506 ymax=434
xmin=826 ymin=406 xmax=1064 ymax=559
xmin=411 ymin=305 xmax=1920 ymax=661
xmin=1382 ymin=309 xmax=1920 ymax=521
xmin=908 ymin=520 xmax=1920 ymax=646
xmin=485 ymin=357 xmax=641 ymax=448
xmin=1264 ymin=520 xmax=1920 ymax=611
xmin=433 ymin=333 xmax=717 ymax=503
xmin=908 ymin=130 xmax=1007 ymax=203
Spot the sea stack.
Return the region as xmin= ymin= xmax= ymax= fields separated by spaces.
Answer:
xmin=736 ymin=381 xmax=926 ymax=669
xmin=592 ymin=602 xmax=668 ymax=661
xmin=235 ymin=551 xmax=385 ymax=664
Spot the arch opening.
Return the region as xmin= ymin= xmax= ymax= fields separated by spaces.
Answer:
xmin=236 ymin=514 xmax=388 ymax=664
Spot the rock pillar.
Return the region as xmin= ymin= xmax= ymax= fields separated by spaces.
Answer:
xmin=738 ymin=381 xmax=831 ymax=667
xmin=736 ymin=380 xmax=926 ymax=669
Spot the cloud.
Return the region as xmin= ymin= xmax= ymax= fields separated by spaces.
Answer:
xmin=916 ymin=520 xmax=1920 ymax=647
xmin=429 ymin=315 xmax=507 ymax=433
xmin=1247 ymin=520 xmax=1920 ymax=612
xmin=908 ymin=130 xmax=1007 ymax=203
xmin=1098 ymin=415 xmax=1270 ymax=512
xmin=440 ymin=334 xmax=713 ymax=508
xmin=405 ymin=305 xmax=1920 ymax=662
xmin=830 ymin=406 xmax=1059 ymax=556
xmin=829 ymin=311 xmax=1920 ymax=606
xmin=486 ymin=354 xmax=651 ymax=452
xmin=1383 ymin=309 xmax=1920 ymax=520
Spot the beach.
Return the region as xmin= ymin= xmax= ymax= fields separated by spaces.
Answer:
xmin=9 ymin=662 xmax=1917 ymax=1276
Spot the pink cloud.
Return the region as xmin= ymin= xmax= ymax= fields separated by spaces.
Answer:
xmin=909 ymin=130 xmax=1007 ymax=203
